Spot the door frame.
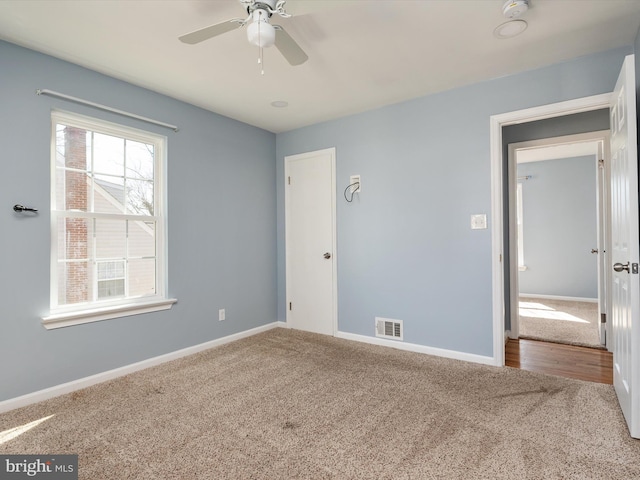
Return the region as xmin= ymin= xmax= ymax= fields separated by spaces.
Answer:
xmin=506 ymin=131 xmax=611 ymax=346
xmin=284 ymin=147 xmax=338 ymax=335
xmin=489 ymin=93 xmax=612 ymax=366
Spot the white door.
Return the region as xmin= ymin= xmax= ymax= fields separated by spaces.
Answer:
xmin=610 ymin=54 xmax=639 ymax=439
xmin=285 ymin=148 xmax=336 ymax=336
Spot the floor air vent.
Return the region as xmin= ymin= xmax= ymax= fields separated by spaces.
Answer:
xmin=375 ymin=317 xmax=403 ymax=341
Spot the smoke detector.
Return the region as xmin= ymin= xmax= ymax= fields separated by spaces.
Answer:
xmin=503 ymin=0 xmax=529 ymax=19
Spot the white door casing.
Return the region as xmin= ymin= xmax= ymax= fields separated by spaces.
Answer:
xmin=506 ymin=132 xmax=609 ymax=344
xmin=490 ymin=93 xmax=612 ymax=367
xmin=610 ymin=55 xmax=639 ymax=438
xmin=285 ymin=148 xmax=337 ymax=336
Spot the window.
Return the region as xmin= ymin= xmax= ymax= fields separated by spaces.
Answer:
xmin=44 ymin=111 xmax=174 ymax=328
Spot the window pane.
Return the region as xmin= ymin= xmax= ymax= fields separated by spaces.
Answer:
xmin=98 ymin=279 xmax=125 ymax=299
xmin=94 ymin=174 xmax=125 ymax=214
xmin=97 ymin=260 xmax=125 ymax=280
xmin=126 ymin=179 xmax=154 ymax=215
xmin=58 ymin=217 xmax=92 ymax=261
xmin=93 ymin=132 xmax=125 ymax=177
xmin=95 ymin=219 xmax=126 ymax=260
xmin=128 ymin=258 xmax=156 ymax=297
xmin=128 ymin=221 xmax=155 ymax=258
xmin=54 ymin=167 xmax=66 ymax=211
xmin=57 ymin=260 xmax=95 ymax=306
xmin=58 ymin=125 xmax=90 ymax=171
xmin=55 ymin=169 xmax=90 ymax=212
xmin=126 ymin=140 xmax=154 ymax=180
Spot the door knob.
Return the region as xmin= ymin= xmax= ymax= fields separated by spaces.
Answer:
xmin=591 ymin=248 xmax=599 ymax=254
xmin=613 ymin=262 xmax=630 ymax=273
xmin=323 ymin=252 xmax=331 ymax=259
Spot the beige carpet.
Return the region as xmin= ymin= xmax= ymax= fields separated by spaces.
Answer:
xmin=519 ymin=297 xmax=604 ymax=349
xmin=1 ymin=328 xmax=638 ymax=479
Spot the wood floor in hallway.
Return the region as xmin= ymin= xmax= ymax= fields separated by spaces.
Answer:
xmin=505 ymin=338 xmax=613 ymax=384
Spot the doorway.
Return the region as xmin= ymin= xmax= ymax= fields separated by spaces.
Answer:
xmin=508 ymin=132 xmax=610 ymax=350
xmin=488 ymin=95 xmax=612 ymax=368
xmin=491 ymin=54 xmax=640 ymax=439
xmin=284 ymin=147 xmax=337 ymax=336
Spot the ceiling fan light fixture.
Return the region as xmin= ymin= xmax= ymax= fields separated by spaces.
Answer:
xmin=247 ymin=10 xmax=276 ymax=48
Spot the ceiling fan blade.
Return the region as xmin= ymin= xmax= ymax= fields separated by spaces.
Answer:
xmin=273 ymin=26 xmax=308 ymax=66
xmin=179 ymin=19 xmax=244 ymax=45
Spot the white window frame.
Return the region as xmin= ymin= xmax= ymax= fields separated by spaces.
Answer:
xmin=43 ymin=110 xmax=175 ymax=329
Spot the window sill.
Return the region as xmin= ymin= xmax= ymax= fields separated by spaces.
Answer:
xmin=42 ymin=298 xmax=177 ymax=330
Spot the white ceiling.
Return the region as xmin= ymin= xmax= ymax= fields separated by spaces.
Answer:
xmin=1 ymin=0 xmax=639 ymax=133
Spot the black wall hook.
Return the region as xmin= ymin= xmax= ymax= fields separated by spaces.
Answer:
xmin=13 ymin=204 xmax=38 ymax=213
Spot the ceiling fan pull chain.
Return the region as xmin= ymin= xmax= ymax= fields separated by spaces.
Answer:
xmin=257 ymin=10 xmax=265 ymax=75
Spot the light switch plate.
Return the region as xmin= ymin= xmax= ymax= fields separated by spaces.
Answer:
xmin=471 ymin=214 xmax=487 ymax=230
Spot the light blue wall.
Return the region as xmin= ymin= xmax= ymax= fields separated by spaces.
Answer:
xmin=517 ymin=156 xmax=598 ymax=298
xmin=276 ymin=47 xmax=630 ymax=357
xmin=0 ymin=41 xmax=277 ymax=401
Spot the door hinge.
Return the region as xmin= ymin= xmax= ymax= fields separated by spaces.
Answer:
xmin=499 ymin=254 xmax=502 ymax=262
xmin=289 ymin=302 xmax=292 ymax=311
xmin=288 ymin=176 xmax=291 ymax=185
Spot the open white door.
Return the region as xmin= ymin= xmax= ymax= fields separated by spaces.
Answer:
xmin=610 ymin=54 xmax=640 ymax=439
xmin=285 ymin=148 xmax=337 ymax=336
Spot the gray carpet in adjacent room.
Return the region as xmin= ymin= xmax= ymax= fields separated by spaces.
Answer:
xmin=518 ymin=297 xmax=603 ymax=348
xmin=1 ymin=328 xmax=638 ymax=479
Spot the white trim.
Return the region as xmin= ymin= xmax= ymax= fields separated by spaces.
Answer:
xmin=336 ymin=331 xmax=498 ymax=366
xmin=507 ymin=130 xmax=609 ymax=339
xmin=0 ymin=322 xmax=284 ymax=413
xmin=518 ymin=293 xmax=598 ymax=303
xmin=490 ymin=93 xmax=612 ymax=365
xmin=41 ymin=297 xmax=177 ymax=329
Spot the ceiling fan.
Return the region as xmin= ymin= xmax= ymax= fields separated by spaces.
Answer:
xmin=179 ymin=0 xmax=308 ymax=67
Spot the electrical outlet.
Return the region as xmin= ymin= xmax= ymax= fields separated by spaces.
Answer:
xmin=218 ymin=309 xmax=225 ymax=321
xmin=350 ymin=174 xmax=361 ymax=193
xmin=470 ymin=214 xmax=487 ymax=230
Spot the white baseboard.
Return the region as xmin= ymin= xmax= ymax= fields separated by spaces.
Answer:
xmin=519 ymin=293 xmax=598 ymax=303
xmin=0 ymin=321 xmax=284 ymax=414
xmin=335 ymin=331 xmax=498 ymax=366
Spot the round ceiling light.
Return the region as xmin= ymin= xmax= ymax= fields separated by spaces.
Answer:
xmin=271 ymin=100 xmax=289 ymax=108
xmin=493 ymin=20 xmax=528 ymax=39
